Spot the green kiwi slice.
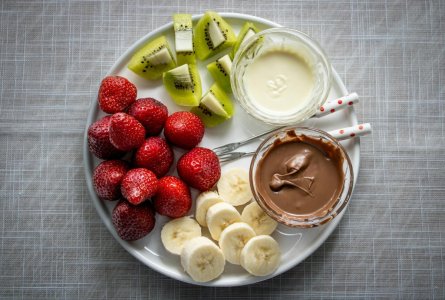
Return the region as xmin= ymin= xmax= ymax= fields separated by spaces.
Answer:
xmin=173 ymin=14 xmax=196 ymax=65
xmin=207 ymin=54 xmax=232 ymax=93
xmin=231 ymin=22 xmax=260 ymax=59
xmin=191 ymin=83 xmax=234 ymax=127
xmin=128 ymin=35 xmax=176 ymax=80
xmin=194 ymin=11 xmax=236 ymax=60
xmin=163 ymin=64 xmax=202 ymax=106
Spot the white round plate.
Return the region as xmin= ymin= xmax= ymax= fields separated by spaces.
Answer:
xmin=83 ymin=13 xmax=360 ymax=287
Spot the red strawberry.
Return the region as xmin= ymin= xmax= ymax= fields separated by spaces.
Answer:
xmin=120 ymin=168 xmax=158 ymax=205
xmin=134 ymin=137 xmax=174 ymax=177
xmin=112 ymin=200 xmax=156 ymax=241
xmin=177 ymin=147 xmax=220 ymax=191
xmin=98 ymin=76 xmax=137 ymax=113
xmin=153 ymin=176 xmax=192 ymax=218
xmin=164 ymin=111 xmax=204 ymax=149
xmin=87 ymin=116 xmax=125 ymax=159
xmin=128 ymin=98 xmax=168 ymax=136
xmin=93 ymin=160 xmax=129 ymax=201
xmin=109 ymin=112 xmax=146 ymax=151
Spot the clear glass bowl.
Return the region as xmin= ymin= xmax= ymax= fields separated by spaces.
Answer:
xmin=249 ymin=127 xmax=353 ymax=227
xmin=231 ymin=28 xmax=332 ymax=125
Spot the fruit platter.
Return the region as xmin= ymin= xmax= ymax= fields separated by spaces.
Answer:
xmin=84 ymin=12 xmax=361 ymax=286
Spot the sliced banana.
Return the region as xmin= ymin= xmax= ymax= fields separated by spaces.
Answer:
xmin=180 ymin=236 xmax=225 ymax=282
xmin=241 ymin=201 xmax=278 ymax=235
xmin=201 ymin=226 xmax=213 ymax=241
xmin=161 ymin=216 xmax=201 ymax=255
xmin=217 ymin=168 xmax=253 ymax=206
xmin=206 ymin=202 xmax=241 ymax=241
xmin=240 ymin=235 xmax=281 ymax=276
xmin=219 ymin=222 xmax=256 ymax=265
xmin=195 ymin=191 xmax=224 ymax=227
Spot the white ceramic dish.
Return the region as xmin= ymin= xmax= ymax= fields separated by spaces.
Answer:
xmin=83 ymin=13 xmax=360 ymax=287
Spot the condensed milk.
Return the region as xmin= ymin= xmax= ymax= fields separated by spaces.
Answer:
xmin=244 ymin=49 xmax=315 ymax=115
xmin=231 ymin=28 xmax=332 ymax=125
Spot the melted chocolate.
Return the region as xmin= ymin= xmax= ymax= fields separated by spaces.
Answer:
xmin=255 ymin=131 xmax=345 ymax=218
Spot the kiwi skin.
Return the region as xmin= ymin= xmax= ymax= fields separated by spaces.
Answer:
xmin=163 ymin=64 xmax=202 ymax=107
xmin=128 ymin=35 xmax=176 ymax=80
xmin=194 ymin=11 xmax=236 ymax=60
xmin=191 ymin=83 xmax=234 ymax=127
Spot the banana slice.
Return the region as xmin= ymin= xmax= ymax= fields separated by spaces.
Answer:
xmin=180 ymin=236 xmax=225 ymax=282
xmin=195 ymin=191 xmax=224 ymax=227
xmin=241 ymin=201 xmax=278 ymax=235
xmin=240 ymin=235 xmax=281 ymax=276
xmin=206 ymin=202 xmax=241 ymax=240
xmin=219 ymin=222 xmax=256 ymax=265
xmin=217 ymin=168 xmax=253 ymax=206
xmin=161 ymin=216 xmax=202 ymax=255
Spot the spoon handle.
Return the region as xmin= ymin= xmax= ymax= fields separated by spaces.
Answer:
xmin=216 ymin=123 xmax=372 ymax=163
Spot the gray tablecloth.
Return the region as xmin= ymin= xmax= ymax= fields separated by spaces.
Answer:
xmin=1 ymin=0 xmax=444 ymax=299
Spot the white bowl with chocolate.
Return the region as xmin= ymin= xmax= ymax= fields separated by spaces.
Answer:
xmin=249 ymin=127 xmax=354 ymax=227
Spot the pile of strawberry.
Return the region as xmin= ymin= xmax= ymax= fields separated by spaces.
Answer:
xmin=88 ymin=76 xmax=221 ymax=241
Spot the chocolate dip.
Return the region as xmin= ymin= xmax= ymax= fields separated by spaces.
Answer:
xmin=255 ymin=131 xmax=345 ymax=218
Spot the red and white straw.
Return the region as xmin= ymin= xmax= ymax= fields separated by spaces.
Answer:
xmin=314 ymin=93 xmax=359 ymax=118
xmin=328 ymin=123 xmax=372 ymax=141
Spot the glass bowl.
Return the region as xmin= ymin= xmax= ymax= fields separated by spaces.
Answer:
xmin=231 ymin=28 xmax=332 ymax=125
xmin=249 ymin=127 xmax=353 ymax=227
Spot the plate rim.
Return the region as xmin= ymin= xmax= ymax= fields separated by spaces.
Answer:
xmin=83 ymin=12 xmax=361 ymax=287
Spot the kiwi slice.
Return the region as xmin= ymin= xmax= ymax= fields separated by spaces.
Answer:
xmin=163 ymin=64 xmax=202 ymax=106
xmin=191 ymin=83 xmax=234 ymax=127
xmin=128 ymin=35 xmax=176 ymax=80
xmin=194 ymin=11 xmax=236 ymax=60
xmin=207 ymin=54 xmax=232 ymax=92
xmin=231 ymin=22 xmax=260 ymax=59
xmin=173 ymin=14 xmax=196 ymax=65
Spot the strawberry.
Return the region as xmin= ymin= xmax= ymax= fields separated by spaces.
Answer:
xmin=164 ymin=111 xmax=204 ymax=149
xmin=112 ymin=200 xmax=156 ymax=241
xmin=109 ymin=112 xmax=146 ymax=151
xmin=133 ymin=137 xmax=174 ymax=178
xmin=87 ymin=116 xmax=125 ymax=159
xmin=177 ymin=147 xmax=221 ymax=191
xmin=153 ymin=176 xmax=192 ymax=218
xmin=128 ymin=98 xmax=168 ymax=136
xmin=93 ymin=160 xmax=129 ymax=201
xmin=98 ymin=76 xmax=137 ymax=113
xmin=121 ymin=168 xmax=158 ymax=205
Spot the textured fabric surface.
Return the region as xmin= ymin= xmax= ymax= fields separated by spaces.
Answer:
xmin=1 ymin=0 xmax=444 ymax=299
